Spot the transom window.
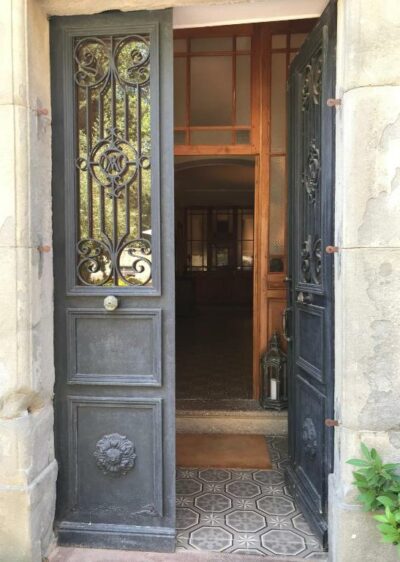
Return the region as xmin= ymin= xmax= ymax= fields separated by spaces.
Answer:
xmin=186 ymin=207 xmax=254 ymax=272
xmin=174 ymin=29 xmax=253 ymax=147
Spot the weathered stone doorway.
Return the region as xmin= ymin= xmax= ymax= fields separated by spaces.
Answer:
xmin=2 ymin=1 xmax=400 ymax=562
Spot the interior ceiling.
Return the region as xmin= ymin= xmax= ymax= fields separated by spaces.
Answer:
xmin=41 ymin=0 xmax=328 ymax=21
xmin=173 ymin=0 xmax=328 ymax=28
xmin=175 ymin=160 xmax=254 ymax=193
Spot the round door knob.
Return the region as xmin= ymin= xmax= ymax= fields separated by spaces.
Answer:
xmin=104 ymin=295 xmax=119 ymax=311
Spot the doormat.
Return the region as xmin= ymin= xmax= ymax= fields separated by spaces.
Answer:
xmin=176 ymin=434 xmax=271 ymax=469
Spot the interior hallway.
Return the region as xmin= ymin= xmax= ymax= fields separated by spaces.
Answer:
xmin=176 ymin=306 xmax=253 ymax=401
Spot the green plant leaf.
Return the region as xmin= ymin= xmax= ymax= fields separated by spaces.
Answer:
xmin=361 ymin=442 xmax=372 ymax=461
xmin=347 ymin=459 xmax=370 ymax=467
xmin=374 ymin=514 xmax=389 ymax=523
xmin=378 ymin=496 xmax=395 ymax=508
xmin=377 ymin=523 xmax=397 ymax=534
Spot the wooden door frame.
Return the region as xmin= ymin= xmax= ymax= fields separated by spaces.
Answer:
xmin=173 ymin=19 xmax=316 ymax=400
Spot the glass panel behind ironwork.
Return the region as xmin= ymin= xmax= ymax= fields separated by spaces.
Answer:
xmin=75 ymin=34 xmax=153 ymax=287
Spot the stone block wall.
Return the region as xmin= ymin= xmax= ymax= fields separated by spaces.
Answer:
xmin=331 ymin=1 xmax=400 ymax=560
xmin=0 ymin=1 xmax=56 ymax=560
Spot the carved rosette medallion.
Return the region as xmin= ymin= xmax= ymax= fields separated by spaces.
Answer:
xmin=94 ymin=433 xmax=136 ymax=476
xmin=302 ymin=417 xmax=317 ymax=458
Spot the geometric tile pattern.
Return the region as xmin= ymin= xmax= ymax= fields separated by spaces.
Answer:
xmin=176 ymin=437 xmax=328 ymax=559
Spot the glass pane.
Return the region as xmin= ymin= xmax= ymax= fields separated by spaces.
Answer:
xmin=191 ymin=37 xmax=233 ymax=52
xmin=236 ymin=36 xmax=251 ymax=51
xmin=187 ymin=210 xmax=207 ymax=271
xmin=235 ymin=130 xmax=251 ymax=144
xmin=174 ymin=39 xmax=187 ymax=52
xmin=272 ymin=34 xmax=287 ymax=49
xmin=236 ymin=55 xmax=251 ymax=126
xmin=271 ymin=53 xmax=287 ymax=153
xmin=190 ymin=56 xmax=233 ymax=126
xmin=174 ymin=57 xmax=187 ymax=127
xmin=174 ymin=130 xmax=186 ymax=144
xmin=190 ymin=213 xmax=204 ymax=240
xmin=190 ymin=129 xmax=233 ymax=145
xmin=237 ymin=210 xmax=254 ymax=269
xmin=242 ymin=240 xmax=254 ymax=268
xmin=212 ymin=209 xmax=233 ymax=235
xmin=212 ymin=246 xmax=230 ymax=268
xmin=75 ymin=34 xmax=152 ymax=287
xmin=269 ymin=157 xmax=286 ymax=269
xmin=191 ymin=241 xmax=207 ymax=270
xmin=290 ymin=33 xmax=308 ymax=49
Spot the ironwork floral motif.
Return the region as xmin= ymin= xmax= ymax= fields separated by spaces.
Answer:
xmin=301 ymin=50 xmax=323 ymax=110
xmin=302 ymin=140 xmax=320 ymax=204
xmin=302 ymin=417 xmax=317 ymax=458
xmin=94 ymin=433 xmax=136 ymax=476
xmin=74 ymin=38 xmax=110 ymax=88
xmin=301 ymin=235 xmax=322 ymax=285
xmin=74 ymin=34 xmax=153 ymax=287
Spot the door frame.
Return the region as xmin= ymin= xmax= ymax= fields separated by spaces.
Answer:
xmin=173 ymin=19 xmax=316 ymax=399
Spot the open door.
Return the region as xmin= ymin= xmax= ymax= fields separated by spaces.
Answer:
xmin=286 ymin=0 xmax=336 ymax=546
xmin=51 ymin=10 xmax=175 ymax=551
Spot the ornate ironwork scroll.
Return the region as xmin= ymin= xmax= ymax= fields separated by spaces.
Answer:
xmin=74 ymin=35 xmax=153 ymax=286
xmin=94 ymin=433 xmax=137 ymax=476
xmin=301 ymin=235 xmax=322 ymax=285
xmin=301 ymin=49 xmax=322 ymax=111
xmin=299 ymin=47 xmax=323 ymax=286
xmin=302 ymin=140 xmax=320 ymax=204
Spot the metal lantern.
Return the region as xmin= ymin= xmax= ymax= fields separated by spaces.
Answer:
xmin=260 ymin=332 xmax=288 ymax=410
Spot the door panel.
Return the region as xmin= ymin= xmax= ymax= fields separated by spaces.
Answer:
xmin=286 ymin=1 xmax=336 ymax=546
xmin=51 ymin=10 xmax=175 ymax=551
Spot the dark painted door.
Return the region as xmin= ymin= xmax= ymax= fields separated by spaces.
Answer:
xmin=51 ymin=11 xmax=175 ymax=551
xmin=286 ymin=1 xmax=336 ymax=545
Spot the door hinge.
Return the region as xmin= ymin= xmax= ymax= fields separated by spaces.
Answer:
xmin=325 ymin=245 xmax=339 ymax=254
xmin=326 ymin=98 xmax=342 ymax=108
xmin=325 ymin=418 xmax=339 ymax=427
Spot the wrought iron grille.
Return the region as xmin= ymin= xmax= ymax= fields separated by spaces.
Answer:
xmin=300 ymin=47 xmax=323 ymax=285
xmin=74 ymin=34 xmax=153 ymax=287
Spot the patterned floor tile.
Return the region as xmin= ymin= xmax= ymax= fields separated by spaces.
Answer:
xmin=175 ymin=436 xmax=328 ymax=558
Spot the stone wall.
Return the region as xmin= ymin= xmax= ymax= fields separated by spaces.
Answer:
xmin=331 ymin=0 xmax=400 ymax=560
xmin=0 ymin=0 xmax=56 ymax=560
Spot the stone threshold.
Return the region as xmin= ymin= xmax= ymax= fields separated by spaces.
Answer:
xmin=48 ymin=546 xmax=327 ymax=561
xmin=177 ymin=399 xmax=266 ymax=411
xmin=176 ymin=406 xmax=288 ymax=435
